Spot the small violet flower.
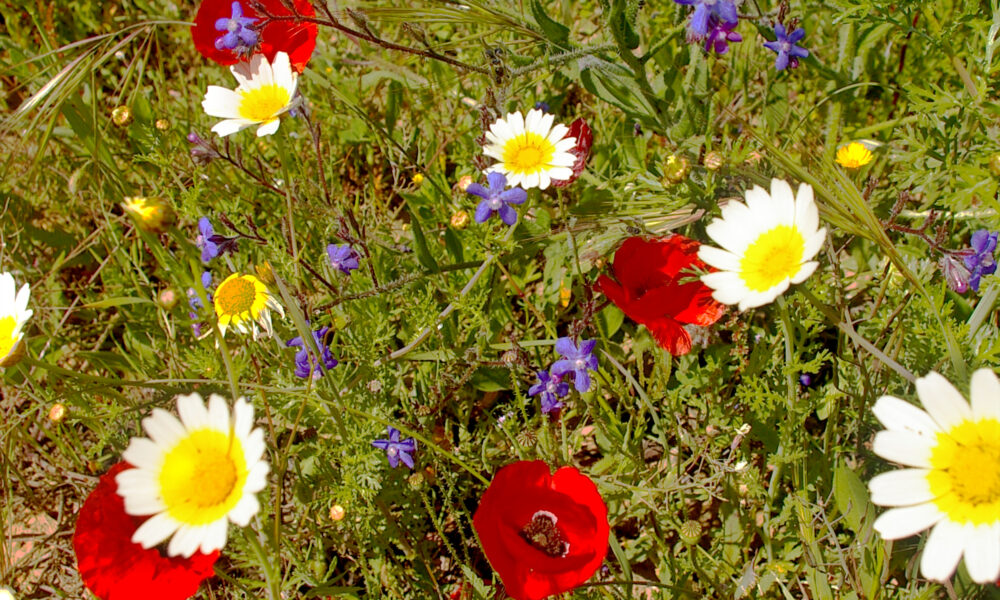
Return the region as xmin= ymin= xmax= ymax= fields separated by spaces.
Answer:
xmin=327 ymin=244 xmax=360 ymax=275
xmin=214 ymin=1 xmax=258 ymax=53
xmin=287 ymin=326 xmax=338 ymax=379
xmin=371 ymin=427 xmax=417 ymax=469
xmin=763 ymin=24 xmax=809 ymax=71
xmin=528 ymin=370 xmax=570 ymax=414
xmin=964 ymin=229 xmax=998 ymax=292
xmin=939 ymin=254 xmax=972 ymax=294
xmin=187 ymin=271 xmax=213 ymax=337
xmin=551 ymin=337 xmax=599 ymax=393
xmin=196 ymin=217 xmax=238 ymax=263
xmin=674 ymin=0 xmax=738 ymax=38
xmin=468 ymin=172 xmax=527 ymax=226
xmin=704 ymin=17 xmax=742 ymax=54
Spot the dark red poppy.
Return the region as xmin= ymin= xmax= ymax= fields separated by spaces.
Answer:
xmin=473 ymin=460 xmax=609 ymax=600
xmin=553 ymin=118 xmax=592 ymax=188
xmin=192 ymin=0 xmax=318 ymax=73
xmin=73 ymin=462 xmax=218 ymax=600
xmin=596 ymin=235 xmax=726 ymax=356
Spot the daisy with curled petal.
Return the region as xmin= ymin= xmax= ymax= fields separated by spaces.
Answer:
xmin=213 ymin=273 xmax=284 ymax=339
xmin=0 ymin=272 xmax=33 ymax=367
xmin=201 ymin=52 xmax=298 ymax=138
xmin=698 ymin=179 xmax=826 ymax=310
xmin=482 ymin=108 xmax=577 ymax=190
xmin=115 ymin=393 xmax=270 ymax=559
xmin=867 ymin=369 xmax=1000 ymax=584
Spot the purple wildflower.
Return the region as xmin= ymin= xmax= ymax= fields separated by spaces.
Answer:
xmin=550 ymin=338 xmax=599 ymax=393
xmin=940 ymin=254 xmax=972 ymax=294
xmin=214 ymin=1 xmax=258 ymax=53
xmin=528 ymin=370 xmax=570 ymax=414
xmin=534 ymin=101 xmax=551 ymax=113
xmin=763 ymin=24 xmax=809 ymax=71
xmin=287 ymin=326 xmax=338 ymax=379
xmin=196 ymin=217 xmax=237 ymax=263
xmin=468 ymin=172 xmax=527 ymax=226
xmin=704 ymin=17 xmax=742 ymax=54
xmin=327 ymin=244 xmax=360 ymax=275
xmin=187 ymin=271 xmax=213 ymax=337
xmin=674 ymin=0 xmax=738 ymax=38
xmin=371 ymin=427 xmax=417 ymax=469
xmin=964 ymin=229 xmax=998 ymax=292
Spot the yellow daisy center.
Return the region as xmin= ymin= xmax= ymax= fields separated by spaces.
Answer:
xmin=502 ymin=132 xmax=556 ymax=175
xmin=738 ymin=225 xmax=805 ymax=292
xmin=159 ymin=429 xmax=247 ymax=525
xmin=0 ymin=315 xmax=18 ymax=359
xmin=927 ymin=418 xmax=1000 ymax=525
xmin=238 ymin=84 xmax=290 ymax=123
xmin=216 ymin=277 xmax=257 ymax=317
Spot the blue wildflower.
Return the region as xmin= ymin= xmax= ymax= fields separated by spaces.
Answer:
xmin=762 ymin=24 xmax=809 ymax=71
xmin=528 ymin=370 xmax=570 ymax=413
xmin=287 ymin=326 xmax=339 ymax=379
xmin=674 ymin=0 xmax=738 ymax=38
xmin=964 ymin=229 xmax=998 ymax=292
xmin=187 ymin=271 xmax=213 ymax=337
xmin=327 ymin=244 xmax=360 ymax=275
xmin=196 ymin=217 xmax=237 ymax=263
xmin=534 ymin=101 xmax=551 ymax=113
xmin=371 ymin=427 xmax=417 ymax=469
xmin=550 ymin=338 xmax=599 ymax=393
xmin=468 ymin=172 xmax=527 ymax=226
xmin=704 ymin=17 xmax=742 ymax=54
xmin=214 ymin=1 xmax=258 ymax=53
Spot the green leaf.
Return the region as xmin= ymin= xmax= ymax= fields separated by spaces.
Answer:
xmin=530 ymin=0 xmax=570 ymax=47
xmin=82 ymin=297 xmax=153 ymax=309
xmin=833 ymin=464 xmax=873 ymax=533
xmin=406 ymin=208 xmax=439 ymax=273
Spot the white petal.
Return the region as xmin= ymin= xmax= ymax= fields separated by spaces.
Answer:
xmin=212 ymin=119 xmax=251 ymax=137
xmin=0 ymin=273 xmax=14 ymax=306
xmin=872 ymin=430 xmax=934 ymax=467
xmin=964 ymin=523 xmax=1000 ymax=583
xmin=202 ymin=519 xmax=229 ymax=554
xmin=546 ymin=166 xmax=573 ymax=180
xmin=271 ymin=52 xmax=295 ymax=93
xmin=701 ymin=272 xmax=750 ymax=305
xmin=744 ymin=185 xmax=773 ymax=217
xmin=201 ymin=86 xmax=242 ymax=119
xmin=872 ymin=396 xmax=941 ymax=436
xmin=789 ymin=260 xmax=818 ymax=285
xmin=916 ymin=372 xmax=973 ymax=431
xmin=535 ymin=111 xmax=555 ymax=137
xmin=122 ymin=493 xmax=166 ymax=515
xmin=548 ymin=151 xmax=577 ymax=167
xmin=132 ymin=511 xmax=180 ymax=549
xmin=143 ymin=408 xmax=187 ymax=447
xmin=523 ymin=172 xmax=540 ymax=190
xmin=920 ymin=519 xmax=965 ymax=582
xmin=794 ymin=182 xmax=819 ymax=234
xmin=243 ymin=428 xmax=267 ymax=464
xmin=873 ymin=503 xmax=944 ymax=540
xmin=538 ymin=171 xmax=551 ymax=190
xmin=168 ymin=524 xmax=206 ymax=559
xmin=525 ymin=108 xmax=542 ymax=132
xmin=769 ymin=179 xmax=796 ymax=225
xmin=868 ymin=468 xmax=934 ymax=506
xmin=698 ymin=246 xmax=741 ymax=272
xmin=208 ymin=394 xmax=230 ymax=432
xmin=970 ymin=368 xmax=1000 ymax=420
xmin=244 ymin=460 xmax=270 ymax=493
xmin=483 ymin=145 xmax=504 ymax=160
xmin=233 ymin=397 xmax=254 ymax=440
xmin=546 ymin=123 xmax=568 ymax=144
xmin=120 ymin=438 xmax=163 ymax=470
xmin=737 ymin=287 xmax=784 ymax=311
xmin=14 ymin=283 xmax=31 ymax=315
xmin=228 ymin=493 xmax=260 ymax=526
xmin=507 ymin=111 xmax=525 ymax=136
xmin=256 ymin=119 xmax=281 ymax=137
xmin=802 ymin=229 xmax=827 ymax=262
xmin=177 ymin=393 xmax=209 ymax=431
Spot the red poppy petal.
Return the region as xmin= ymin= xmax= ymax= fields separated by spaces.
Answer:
xmin=192 ymin=0 xmax=317 ymax=72
xmin=672 ymin=284 xmax=727 ymax=326
xmin=596 ymin=274 xmax=632 ymax=309
xmin=552 ymin=118 xmax=592 ymax=189
xmin=644 ymin=316 xmax=693 ymax=356
xmin=74 ymin=462 xmax=218 ymax=600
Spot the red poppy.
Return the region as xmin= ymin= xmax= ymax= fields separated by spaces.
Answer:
xmin=596 ymin=235 xmax=726 ymax=356
xmin=552 ymin=118 xmax=592 ymax=189
xmin=73 ymin=462 xmax=218 ymax=600
xmin=192 ymin=0 xmax=318 ymax=73
xmin=473 ymin=460 xmax=609 ymax=600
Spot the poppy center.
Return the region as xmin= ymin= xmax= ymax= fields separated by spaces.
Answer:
xmin=0 ymin=315 xmax=18 ymax=359
xmin=519 ymin=510 xmax=569 ymax=557
xmin=215 ymin=277 xmax=256 ymax=316
xmin=502 ymin=133 xmax=556 ymax=175
xmin=926 ymin=418 xmax=1000 ymax=525
xmin=159 ymin=429 xmax=247 ymax=525
xmin=238 ymin=84 xmax=291 ymax=123
xmin=738 ymin=224 xmax=805 ymax=292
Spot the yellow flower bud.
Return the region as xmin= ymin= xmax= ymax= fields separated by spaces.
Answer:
xmin=456 ymin=175 xmax=473 ymax=192
xmin=121 ymin=197 xmax=175 ymax=234
xmin=255 ymin=261 xmax=275 ymax=285
xmin=662 ymin=154 xmax=691 ymax=184
xmin=111 ymin=106 xmax=132 ymax=127
xmin=48 ymin=403 xmax=67 ymax=423
xmin=329 ymin=504 xmax=345 ymax=521
xmin=450 ymin=210 xmax=470 ymax=230
xmin=155 ymin=119 xmax=170 ymax=131
xmin=412 ymin=173 xmax=424 ymax=185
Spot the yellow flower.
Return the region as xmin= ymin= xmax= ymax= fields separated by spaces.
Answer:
xmin=835 ymin=142 xmax=874 ymax=169
xmin=0 ymin=272 xmax=33 ymax=367
xmin=213 ymin=273 xmax=283 ymax=338
xmin=122 ymin=197 xmax=175 ymax=233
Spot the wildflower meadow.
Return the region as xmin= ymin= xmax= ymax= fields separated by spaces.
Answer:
xmin=4 ymin=0 xmax=1000 ymax=598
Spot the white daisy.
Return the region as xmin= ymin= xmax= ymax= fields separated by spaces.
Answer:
xmin=868 ymin=369 xmax=1000 ymax=583
xmin=115 ymin=393 xmax=269 ymax=558
xmin=201 ymin=52 xmax=298 ymax=138
xmin=482 ymin=108 xmax=577 ymax=190
xmin=213 ymin=273 xmax=284 ymax=339
xmin=698 ymin=179 xmax=826 ymax=310
xmin=0 ymin=272 xmax=33 ymax=367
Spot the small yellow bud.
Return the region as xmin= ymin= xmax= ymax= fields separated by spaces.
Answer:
xmin=155 ymin=118 xmax=170 ymax=131
xmin=990 ymin=155 xmax=1000 ymax=177
xmin=559 ymin=282 xmax=572 ymax=308
xmin=703 ymin=151 xmax=724 ymax=171
xmin=412 ymin=173 xmax=424 ymax=185
xmin=329 ymin=504 xmax=346 ymax=521
xmin=255 ymin=262 xmax=275 ymax=285
xmin=122 ymin=196 xmax=175 ymax=234
xmin=456 ymin=175 xmax=473 ymax=192
xmin=450 ymin=210 xmax=470 ymax=230
xmin=662 ymin=154 xmax=690 ymax=184
xmin=408 ymin=472 xmax=425 ymax=489
xmin=111 ymin=106 xmax=132 ymax=127
xmin=48 ymin=403 xmax=67 ymax=423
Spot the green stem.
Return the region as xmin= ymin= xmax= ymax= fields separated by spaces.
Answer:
xmin=244 ymin=526 xmax=281 ymax=600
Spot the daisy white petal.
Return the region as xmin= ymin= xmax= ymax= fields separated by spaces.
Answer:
xmin=920 ymin=520 xmax=965 ymax=582
xmin=873 ymin=503 xmax=944 ymax=540
xmin=131 ymin=511 xmax=181 ymax=549
xmin=916 ymin=372 xmax=973 ymax=430
xmin=871 ymin=395 xmax=941 ymax=436
xmin=480 ymin=108 xmax=578 ymax=190
xmin=969 ymin=368 xmax=1000 ymax=420
xmin=868 ymin=468 xmax=934 ymax=506
xmin=203 ymin=52 xmax=297 ymax=138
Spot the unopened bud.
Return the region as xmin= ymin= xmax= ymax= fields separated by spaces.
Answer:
xmin=990 ymin=155 xmax=1000 ymax=177
xmin=662 ymin=154 xmax=690 ymax=184
xmin=111 ymin=106 xmax=132 ymax=127
xmin=122 ymin=197 xmax=175 ymax=234
xmin=679 ymin=520 xmax=703 ymax=545
xmin=450 ymin=210 xmax=470 ymax=230
xmin=408 ymin=472 xmax=425 ymax=489
xmin=329 ymin=504 xmax=345 ymax=521
xmin=412 ymin=173 xmax=424 ymax=185
xmin=158 ymin=288 xmax=178 ymax=309
xmin=703 ymin=151 xmax=724 ymax=171
xmin=155 ymin=119 xmax=170 ymax=131
xmin=939 ymin=254 xmax=971 ymax=294
xmin=48 ymin=403 xmax=67 ymax=423
xmin=456 ymin=175 xmax=473 ymax=192
xmin=255 ymin=261 xmax=275 ymax=285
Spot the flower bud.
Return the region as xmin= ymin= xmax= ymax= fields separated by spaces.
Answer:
xmin=255 ymin=261 xmax=275 ymax=285
xmin=939 ymin=254 xmax=971 ymax=294
xmin=155 ymin=118 xmax=170 ymax=131
xmin=990 ymin=154 xmax=1000 ymax=177
xmin=455 ymin=175 xmax=473 ymax=192
xmin=111 ymin=106 xmax=132 ymax=127
xmin=158 ymin=288 xmax=178 ymax=309
xmin=48 ymin=403 xmax=67 ymax=423
xmin=122 ymin=196 xmax=175 ymax=234
xmin=703 ymin=151 xmax=724 ymax=171
xmin=412 ymin=173 xmax=424 ymax=186
xmin=408 ymin=472 xmax=425 ymax=489
xmin=662 ymin=154 xmax=690 ymax=184
xmin=679 ymin=520 xmax=703 ymax=545
xmin=329 ymin=503 xmax=345 ymax=521
xmin=450 ymin=210 xmax=470 ymax=230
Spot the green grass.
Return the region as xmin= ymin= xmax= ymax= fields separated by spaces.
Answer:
xmin=2 ymin=0 xmax=1000 ymax=598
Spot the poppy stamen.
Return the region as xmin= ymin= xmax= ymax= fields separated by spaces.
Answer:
xmin=519 ymin=510 xmax=570 ymax=557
